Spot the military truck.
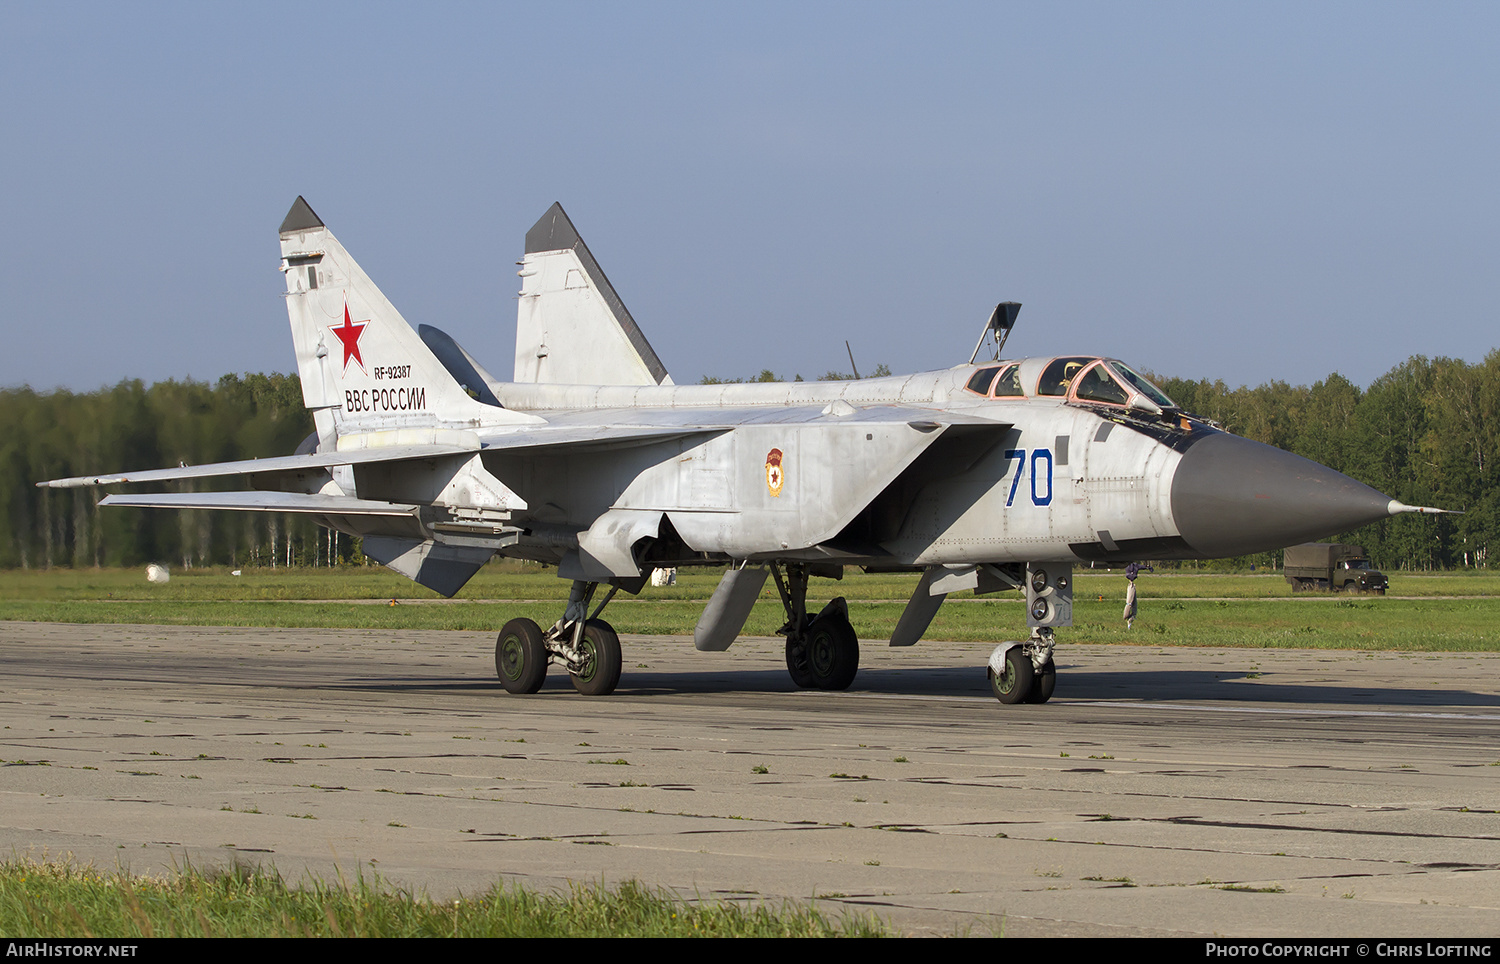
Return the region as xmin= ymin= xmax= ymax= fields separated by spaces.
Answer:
xmin=1284 ymin=543 xmax=1387 ymax=594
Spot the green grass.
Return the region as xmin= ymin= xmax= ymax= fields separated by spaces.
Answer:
xmin=0 ymin=859 xmax=890 ymax=938
xmin=1213 ymin=883 xmax=1288 ymax=894
xmin=2 ymin=566 xmax=1498 ymax=650
xmin=6 ymin=565 xmax=1496 ymax=603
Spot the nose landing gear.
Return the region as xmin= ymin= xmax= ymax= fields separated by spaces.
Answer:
xmin=987 ymin=629 xmax=1056 ymax=704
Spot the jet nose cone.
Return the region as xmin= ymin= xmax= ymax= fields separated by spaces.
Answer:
xmin=1170 ymin=432 xmax=1394 ymax=558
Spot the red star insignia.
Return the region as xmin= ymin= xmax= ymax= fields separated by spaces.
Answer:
xmin=330 ymin=304 xmax=367 ymax=373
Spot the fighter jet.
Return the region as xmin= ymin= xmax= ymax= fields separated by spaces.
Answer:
xmin=39 ymin=198 xmax=1447 ymax=703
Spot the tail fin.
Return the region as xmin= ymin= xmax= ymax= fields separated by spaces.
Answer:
xmin=515 ymin=202 xmax=672 ymax=386
xmin=278 ymin=197 xmax=530 ymax=432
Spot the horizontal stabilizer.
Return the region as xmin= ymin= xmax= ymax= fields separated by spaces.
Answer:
xmin=99 ymin=491 xmax=419 ymax=516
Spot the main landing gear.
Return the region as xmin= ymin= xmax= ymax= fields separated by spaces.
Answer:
xmin=771 ymin=563 xmax=859 ymax=690
xmin=987 ymin=629 xmax=1056 ymax=705
xmin=495 ymin=580 xmax=623 ymax=696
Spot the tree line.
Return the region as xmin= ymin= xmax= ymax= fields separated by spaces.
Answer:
xmin=1 ymin=351 xmax=1495 ymax=571
xmin=1154 ymin=352 xmax=1498 ymax=571
xmin=0 ymin=374 xmax=318 ymax=570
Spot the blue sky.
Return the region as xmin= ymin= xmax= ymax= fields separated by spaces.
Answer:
xmin=3 ymin=2 xmax=1497 ymax=393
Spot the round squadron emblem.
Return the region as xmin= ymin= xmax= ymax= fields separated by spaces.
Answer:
xmin=765 ymin=448 xmax=784 ymax=497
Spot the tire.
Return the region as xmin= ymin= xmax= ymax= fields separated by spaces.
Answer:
xmin=805 ymin=613 xmax=859 ymax=690
xmin=989 ymin=646 xmax=1034 ymax=704
xmin=496 ymin=618 xmax=547 ymax=694
xmin=785 ymin=637 xmax=816 ymax=688
xmin=1025 ymin=661 xmax=1056 ymax=704
xmin=570 ymin=619 xmax=622 ymax=696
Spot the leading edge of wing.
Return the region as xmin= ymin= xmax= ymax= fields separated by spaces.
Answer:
xmin=36 ymin=425 xmax=722 ymax=490
xmin=37 ymin=442 xmax=481 ymax=489
xmin=528 ymin=404 xmax=1006 ymax=431
xmin=470 ymin=406 xmax=1008 ymax=454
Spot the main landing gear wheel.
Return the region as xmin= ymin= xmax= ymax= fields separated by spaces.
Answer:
xmin=496 ymin=618 xmax=547 ymax=694
xmin=785 ymin=637 xmax=816 ymax=689
xmin=1025 ymin=661 xmax=1056 ymax=704
xmin=771 ymin=564 xmax=861 ymax=691
xmin=570 ymin=618 xmax=622 ymax=696
xmin=805 ymin=613 xmax=859 ymax=690
xmin=989 ymin=646 xmax=1034 ymax=705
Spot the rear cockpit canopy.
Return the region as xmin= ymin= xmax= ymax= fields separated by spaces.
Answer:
xmin=964 ymin=356 xmax=1177 ymax=413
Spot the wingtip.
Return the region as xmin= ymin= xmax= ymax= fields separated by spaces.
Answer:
xmin=279 ymin=196 xmax=324 ymax=235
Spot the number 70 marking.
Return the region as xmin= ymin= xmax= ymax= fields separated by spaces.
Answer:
xmin=1003 ymin=448 xmax=1053 ymax=507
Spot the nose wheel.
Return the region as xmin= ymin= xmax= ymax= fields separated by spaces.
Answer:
xmin=987 ymin=634 xmax=1055 ymax=704
xmin=1025 ymin=660 xmax=1056 ymax=703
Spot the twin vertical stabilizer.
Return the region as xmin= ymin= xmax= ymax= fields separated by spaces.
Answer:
xmin=278 ymin=197 xmax=536 ymax=435
xmin=515 ymin=203 xmax=672 ymax=386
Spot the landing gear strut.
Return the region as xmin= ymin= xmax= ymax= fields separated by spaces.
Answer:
xmin=771 ymin=563 xmax=859 ymax=690
xmin=987 ymin=629 xmax=1056 ymax=704
xmin=494 ymin=579 xmax=624 ymax=696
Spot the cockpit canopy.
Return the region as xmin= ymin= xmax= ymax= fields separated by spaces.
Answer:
xmin=964 ymin=356 xmax=1177 ymax=413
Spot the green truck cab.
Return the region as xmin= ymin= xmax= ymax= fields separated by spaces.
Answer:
xmin=1284 ymin=543 xmax=1388 ymax=594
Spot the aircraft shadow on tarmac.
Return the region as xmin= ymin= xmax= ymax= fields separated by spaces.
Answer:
xmin=349 ymin=663 xmax=1500 ymax=709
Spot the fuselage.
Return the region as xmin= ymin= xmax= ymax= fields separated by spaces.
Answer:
xmin=433 ymin=356 xmax=1398 ymax=571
